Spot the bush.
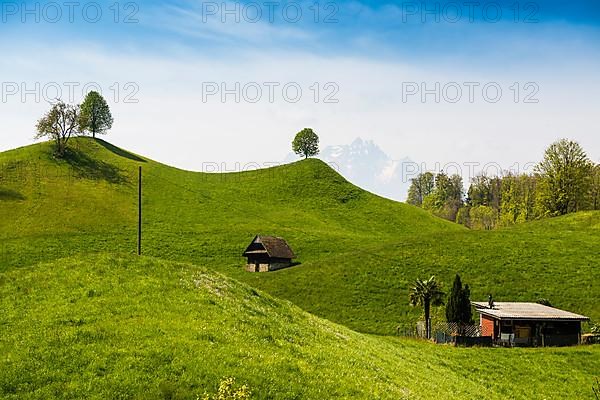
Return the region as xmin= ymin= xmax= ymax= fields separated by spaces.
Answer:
xmin=200 ymin=377 xmax=252 ymax=400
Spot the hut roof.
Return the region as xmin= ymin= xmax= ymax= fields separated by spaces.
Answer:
xmin=243 ymin=235 xmax=296 ymax=259
xmin=472 ymin=302 xmax=589 ymax=321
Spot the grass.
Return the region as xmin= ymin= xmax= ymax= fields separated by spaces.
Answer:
xmin=1 ymin=254 xmax=599 ymax=399
xmin=0 ymin=138 xmax=599 ymax=335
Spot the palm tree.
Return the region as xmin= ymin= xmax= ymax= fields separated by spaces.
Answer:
xmin=409 ymin=276 xmax=445 ymax=339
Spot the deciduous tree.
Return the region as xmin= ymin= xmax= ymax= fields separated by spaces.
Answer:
xmin=470 ymin=205 xmax=498 ymax=230
xmin=425 ymin=172 xmax=464 ymax=221
xmin=468 ymin=174 xmax=501 ymax=210
xmin=407 ymin=172 xmax=435 ymax=206
xmin=292 ymin=128 xmax=319 ymax=159
xmin=589 ymin=164 xmax=600 ymax=210
xmin=79 ymin=91 xmax=113 ymax=139
xmin=35 ymin=100 xmax=80 ymax=157
xmin=536 ymin=139 xmax=593 ymax=216
xmin=499 ymin=173 xmax=539 ymax=225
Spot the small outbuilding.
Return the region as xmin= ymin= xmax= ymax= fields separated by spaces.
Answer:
xmin=473 ymin=301 xmax=589 ymax=347
xmin=242 ymin=235 xmax=296 ymax=272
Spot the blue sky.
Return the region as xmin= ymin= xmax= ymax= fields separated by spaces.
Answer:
xmin=4 ymin=0 xmax=600 ymax=62
xmin=1 ymin=0 xmax=600 ymax=180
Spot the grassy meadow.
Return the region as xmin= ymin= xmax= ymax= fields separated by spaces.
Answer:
xmin=1 ymin=254 xmax=599 ymax=399
xmin=1 ymin=138 xmax=599 ymax=398
xmin=1 ymin=138 xmax=598 ymax=334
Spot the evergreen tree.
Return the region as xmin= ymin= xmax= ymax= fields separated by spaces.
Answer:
xmin=460 ymin=284 xmax=472 ymax=324
xmin=445 ymin=274 xmax=463 ymax=323
xmin=445 ymin=274 xmax=472 ymax=325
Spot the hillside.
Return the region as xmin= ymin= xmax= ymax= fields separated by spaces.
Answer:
xmin=1 ymin=254 xmax=599 ymax=399
xmin=1 ymin=138 xmax=599 ymax=334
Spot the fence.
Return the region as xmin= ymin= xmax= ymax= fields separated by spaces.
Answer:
xmin=396 ymin=321 xmax=485 ymax=343
xmin=396 ymin=321 xmax=482 ymax=340
xmin=433 ymin=322 xmax=487 ymax=345
xmin=396 ymin=322 xmax=424 ymax=338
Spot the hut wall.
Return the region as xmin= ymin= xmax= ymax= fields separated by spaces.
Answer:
xmin=268 ymin=262 xmax=291 ymax=271
xmin=245 ymin=257 xmax=292 ymax=272
xmin=542 ymin=321 xmax=582 ymax=346
xmin=543 ymin=333 xmax=580 ymax=346
xmin=259 ymin=263 xmax=270 ymax=272
xmin=480 ymin=315 xmax=496 ymax=338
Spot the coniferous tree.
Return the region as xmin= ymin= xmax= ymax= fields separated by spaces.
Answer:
xmin=445 ymin=274 xmax=472 ymax=327
xmin=460 ymin=284 xmax=472 ymax=324
xmin=446 ymin=274 xmax=463 ymax=323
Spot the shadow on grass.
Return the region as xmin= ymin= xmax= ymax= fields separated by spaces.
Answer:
xmin=64 ymin=148 xmax=130 ymax=184
xmin=0 ymin=188 xmax=25 ymax=201
xmin=94 ymin=138 xmax=146 ymax=163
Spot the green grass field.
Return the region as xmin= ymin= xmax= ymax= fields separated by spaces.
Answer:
xmin=1 ymin=254 xmax=599 ymax=399
xmin=1 ymin=138 xmax=599 ymax=398
xmin=1 ymin=138 xmax=598 ymax=334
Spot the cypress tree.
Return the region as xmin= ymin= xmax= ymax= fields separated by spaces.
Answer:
xmin=446 ymin=275 xmax=472 ymax=324
xmin=445 ymin=274 xmax=463 ymax=323
xmin=460 ymin=284 xmax=472 ymax=324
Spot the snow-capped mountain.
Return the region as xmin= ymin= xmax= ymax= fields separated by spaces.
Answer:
xmin=287 ymin=138 xmax=418 ymax=201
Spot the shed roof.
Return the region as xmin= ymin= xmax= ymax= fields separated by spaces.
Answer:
xmin=243 ymin=235 xmax=295 ymax=259
xmin=472 ymin=302 xmax=589 ymax=321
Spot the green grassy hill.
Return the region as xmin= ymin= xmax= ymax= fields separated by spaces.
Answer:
xmin=1 ymin=138 xmax=599 ymax=334
xmin=1 ymin=254 xmax=598 ymax=399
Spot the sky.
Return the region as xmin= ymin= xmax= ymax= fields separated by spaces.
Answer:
xmin=1 ymin=0 xmax=600 ymax=183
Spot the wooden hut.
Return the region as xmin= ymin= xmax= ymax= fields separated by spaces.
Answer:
xmin=242 ymin=235 xmax=295 ymax=272
xmin=472 ymin=302 xmax=589 ymax=346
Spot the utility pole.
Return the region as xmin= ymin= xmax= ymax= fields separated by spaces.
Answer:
xmin=138 ymin=165 xmax=142 ymax=256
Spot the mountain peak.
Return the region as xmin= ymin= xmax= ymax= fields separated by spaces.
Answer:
xmin=351 ymin=137 xmax=365 ymax=146
xmin=316 ymin=138 xmax=417 ymax=201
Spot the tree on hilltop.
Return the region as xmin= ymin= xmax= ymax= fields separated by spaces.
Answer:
xmin=292 ymin=128 xmax=319 ymax=159
xmin=35 ymin=100 xmax=80 ymax=157
xmin=79 ymin=91 xmax=113 ymax=139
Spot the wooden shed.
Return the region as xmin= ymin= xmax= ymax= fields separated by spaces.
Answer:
xmin=242 ymin=235 xmax=296 ymax=272
xmin=473 ymin=302 xmax=589 ymax=347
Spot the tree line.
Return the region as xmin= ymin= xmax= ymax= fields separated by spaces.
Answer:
xmin=35 ymin=91 xmax=114 ymax=157
xmin=407 ymin=139 xmax=600 ymax=229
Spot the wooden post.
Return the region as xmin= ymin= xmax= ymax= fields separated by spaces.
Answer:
xmin=137 ymin=166 xmax=142 ymax=256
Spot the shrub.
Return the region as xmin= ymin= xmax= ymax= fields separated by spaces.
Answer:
xmin=200 ymin=377 xmax=252 ymax=400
